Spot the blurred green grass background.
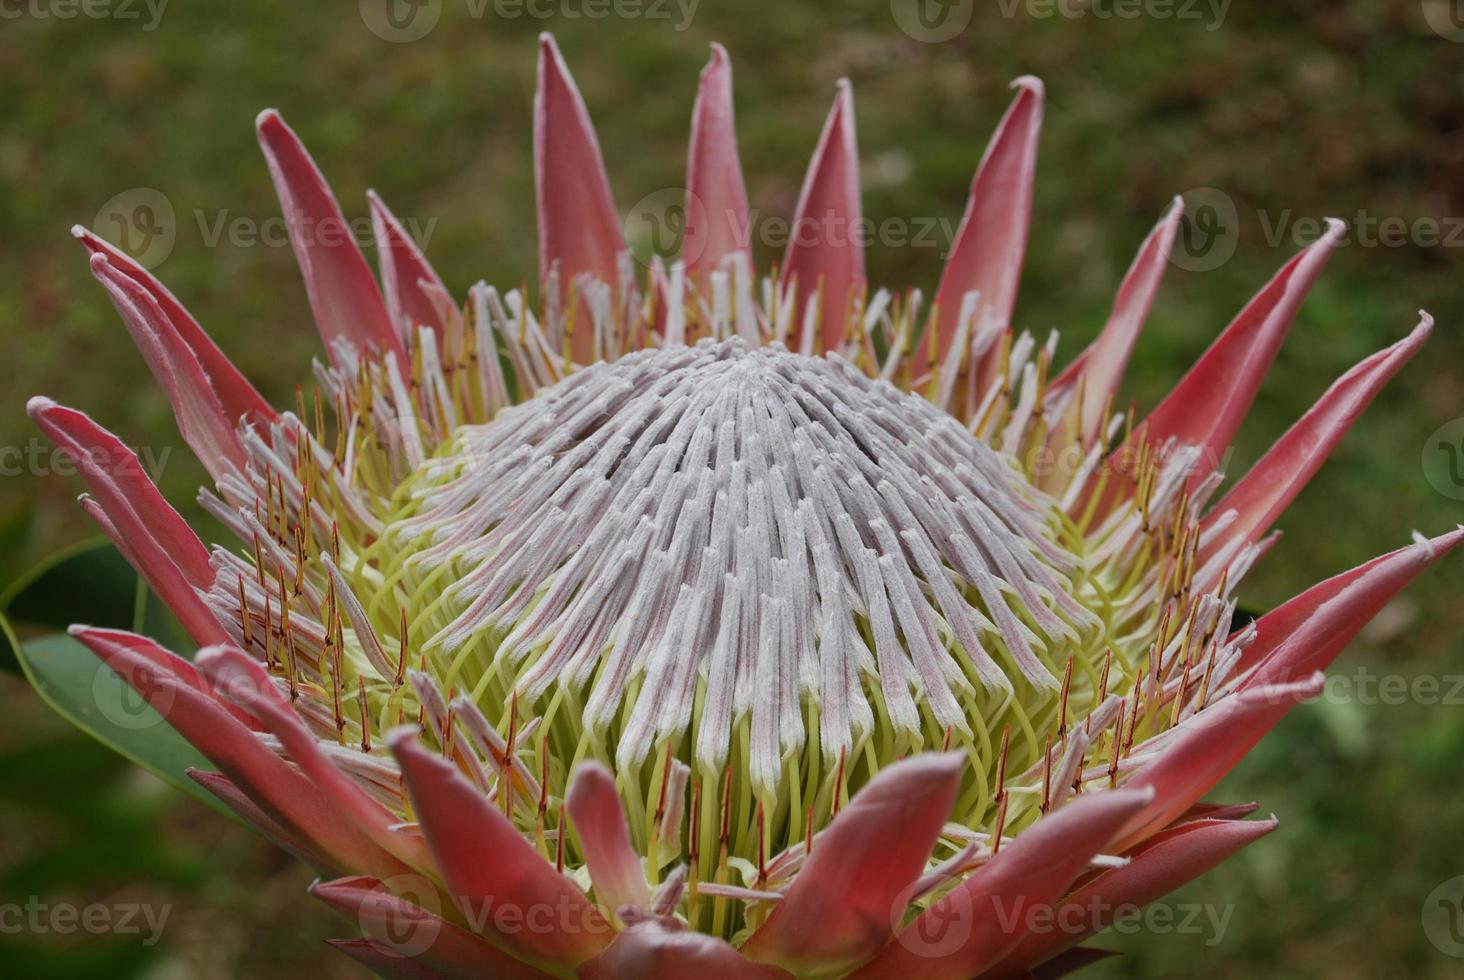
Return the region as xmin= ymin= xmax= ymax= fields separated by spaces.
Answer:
xmin=1 ymin=0 xmax=1462 ymax=976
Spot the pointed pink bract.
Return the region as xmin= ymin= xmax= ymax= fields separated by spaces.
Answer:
xmin=685 ymin=43 xmax=751 ymax=289
xmin=256 ymin=109 xmax=402 ymax=362
xmin=89 ymin=254 xmax=247 ymax=482
xmin=535 ymin=33 xmax=626 ymax=364
xmin=71 ymin=628 xmax=405 ymax=878
xmin=857 ymin=788 xmax=1152 ymax=980
xmin=370 ymin=190 xmax=451 ymax=341
xmin=1239 ymin=527 xmax=1464 ymax=688
xmin=1138 ymin=220 xmax=1344 ymax=489
xmin=565 ymin=761 xmax=653 ymax=920
xmin=189 ymin=769 xmax=338 ymax=870
xmin=580 ymin=921 xmax=792 ymax=979
xmin=924 ymin=77 xmax=1044 ymax=370
xmin=312 ymin=875 xmax=553 ymax=980
xmin=1202 ymin=314 xmax=1432 ymax=560
xmin=1050 ymin=197 xmax=1183 ymax=451
xmin=1116 ymin=675 xmax=1323 ymax=850
xmin=74 ymin=226 xmax=275 ymax=427
xmin=28 ymin=399 xmax=225 ymax=646
xmin=742 ymin=753 xmax=963 ymax=975
xmin=327 ymin=939 xmax=444 ymax=980
xmin=1000 ymin=814 xmax=1277 ymax=973
xmin=390 ymin=730 xmax=610 ymax=970
xmin=781 ymin=79 xmax=864 ymax=352
xmin=196 ymin=646 xmax=433 ymax=871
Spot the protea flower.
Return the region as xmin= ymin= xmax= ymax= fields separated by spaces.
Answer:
xmin=25 ymin=33 xmax=1459 ymax=979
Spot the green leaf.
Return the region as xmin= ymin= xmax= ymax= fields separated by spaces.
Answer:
xmin=0 ymin=539 xmax=185 ymax=673
xmin=6 ymin=630 xmax=230 ymax=819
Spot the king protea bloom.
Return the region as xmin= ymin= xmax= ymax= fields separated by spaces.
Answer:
xmin=27 ymin=33 xmax=1459 ymax=979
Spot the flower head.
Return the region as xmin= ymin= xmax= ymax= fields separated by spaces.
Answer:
xmin=26 ymin=33 xmax=1459 ymax=979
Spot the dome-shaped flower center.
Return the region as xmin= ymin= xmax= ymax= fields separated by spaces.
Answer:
xmin=300 ymin=336 xmax=1137 ymax=877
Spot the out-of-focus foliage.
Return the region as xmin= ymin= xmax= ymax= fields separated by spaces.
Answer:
xmin=0 ymin=1 xmax=1460 ymax=976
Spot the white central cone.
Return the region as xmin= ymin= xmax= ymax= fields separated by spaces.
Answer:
xmin=388 ymin=339 xmax=1096 ymax=795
